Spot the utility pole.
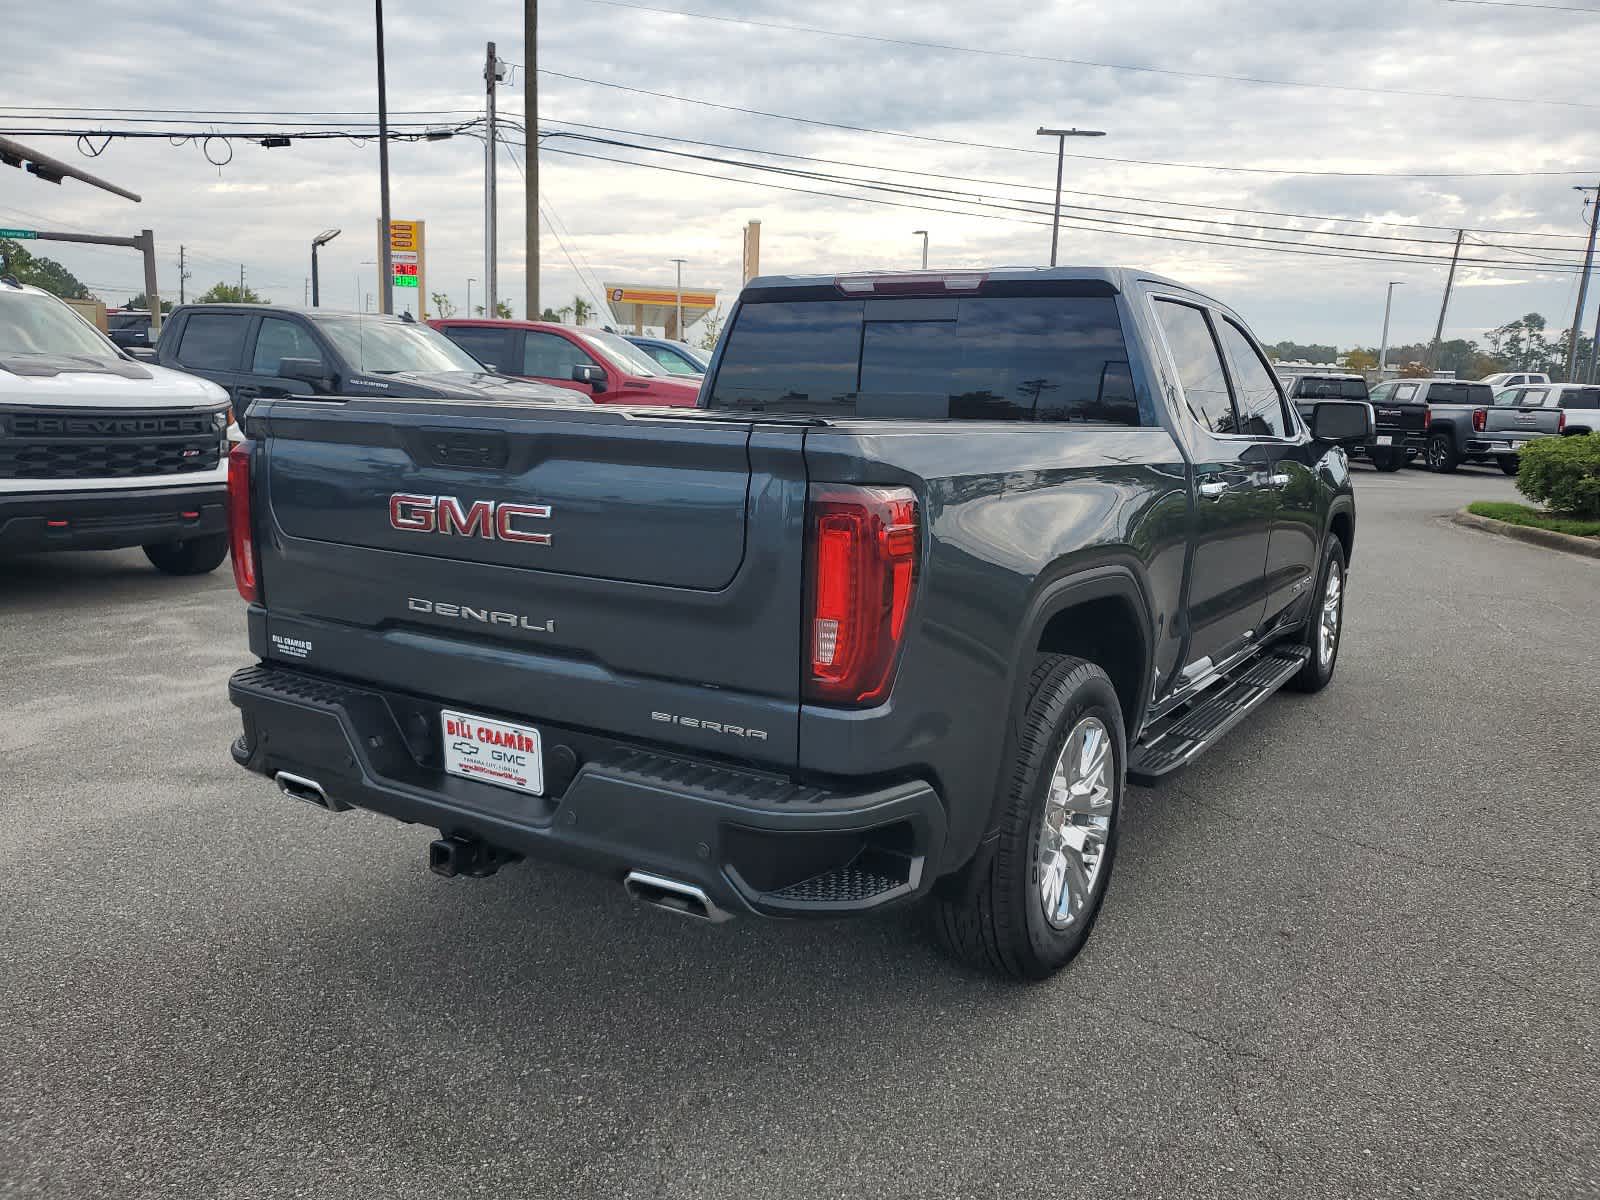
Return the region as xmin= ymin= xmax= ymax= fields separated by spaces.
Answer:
xmin=1564 ymin=184 xmax=1599 ymax=383
xmin=176 ymin=244 xmax=190 ymax=305
xmin=1426 ymin=230 xmax=1464 ymax=373
xmin=304 ymin=278 xmax=309 ymax=305
xmin=1588 ymin=280 xmax=1600 ymax=384
xmin=239 ymin=263 xmax=245 ymax=299
xmin=484 ymin=41 xmax=502 ymax=316
xmin=467 ymin=277 xmax=475 ymax=317
xmin=525 ymin=0 xmax=539 ymax=319
xmin=375 ymin=0 xmax=394 ymax=315
xmin=913 ymin=229 xmax=928 ymax=269
xmin=671 ymin=257 xmax=685 ymax=339
xmin=1378 ymin=281 xmax=1403 ymax=377
xmin=1036 ymin=127 xmax=1106 ymax=267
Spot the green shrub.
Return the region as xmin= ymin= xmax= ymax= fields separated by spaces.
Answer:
xmin=1515 ymin=433 xmax=1600 ymax=518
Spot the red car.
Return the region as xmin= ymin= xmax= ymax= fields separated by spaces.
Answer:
xmin=430 ymin=319 xmax=700 ymax=407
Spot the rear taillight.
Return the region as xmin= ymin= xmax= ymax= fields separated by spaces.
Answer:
xmin=1421 ymin=405 xmax=1430 ymax=430
xmin=1558 ymin=410 xmax=1567 ymax=433
xmin=227 ymin=441 xmax=259 ymax=602
xmin=1472 ymin=408 xmax=1487 ymax=432
xmin=805 ymin=485 xmax=919 ymax=706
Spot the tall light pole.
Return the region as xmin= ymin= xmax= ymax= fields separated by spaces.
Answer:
xmin=913 ymin=229 xmax=929 ymax=269
xmin=1036 ymin=127 xmax=1106 ymax=266
xmin=670 ymin=258 xmax=686 ymax=340
xmin=310 ymin=228 xmax=340 ymax=308
xmin=524 ymin=0 xmax=540 ymax=319
xmin=375 ymin=0 xmax=394 ymax=315
xmin=1378 ymin=281 xmax=1402 ymax=377
xmin=466 ymin=277 xmax=476 ymax=317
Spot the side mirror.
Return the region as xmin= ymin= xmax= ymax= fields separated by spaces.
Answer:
xmin=278 ymin=357 xmax=331 ymax=390
xmin=572 ymin=363 xmax=607 ymax=392
xmin=1311 ymin=400 xmax=1374 ymax=446
xmin=127 ymin=346 xmax=158 ymax=363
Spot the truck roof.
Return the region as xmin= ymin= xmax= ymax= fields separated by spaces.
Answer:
xmin=742 ymin=266 xmax=1210 ymax=301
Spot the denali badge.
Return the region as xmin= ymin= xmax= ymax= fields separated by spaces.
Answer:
xmin=408 ymin=597 xmax=555 ymax=633
xmin=389 ymin=493 xmax=551 ymax=544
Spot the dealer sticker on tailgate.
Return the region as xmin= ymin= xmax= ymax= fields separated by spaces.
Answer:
xmin=441 ymin=709 xmax=544 ymax=796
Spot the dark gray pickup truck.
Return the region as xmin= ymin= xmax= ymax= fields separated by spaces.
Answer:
xmin=225 ymin=267 xmax=1370 ymax=979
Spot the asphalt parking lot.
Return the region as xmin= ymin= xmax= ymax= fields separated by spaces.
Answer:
xmin=1 ymin=465 xmax=1596 ymax=1200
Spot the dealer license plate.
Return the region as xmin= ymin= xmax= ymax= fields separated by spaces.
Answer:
xmin=1375 ymin=435 xmax=1393 ymax=446
xmin=441 ymin=709 xmax=544 ymax=796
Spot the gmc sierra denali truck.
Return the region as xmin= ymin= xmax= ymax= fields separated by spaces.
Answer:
xmin=226 ymin=267 xmax=1370 ymax=979
xmin=1 ymin=279 xmax=236 ymax=574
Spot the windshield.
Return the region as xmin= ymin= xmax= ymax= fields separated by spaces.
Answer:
xmin=1294 ymin=377 xmax=1368 ymax=399
xmin=638 ymin=342 xmax=704 ymax=376
xmin=0 ymin=291 xmax=119 ymax=360
xmin=708 ymin=293 xmax=1145 ymax=424
xmin=575 ymin=329 xmax=661 ymax=376
xmin=314 ymin=316 xmax=486 ymax=374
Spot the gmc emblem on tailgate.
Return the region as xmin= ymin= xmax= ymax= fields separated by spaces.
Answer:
xmin=389 ymin=493 xmax=552 ymax=544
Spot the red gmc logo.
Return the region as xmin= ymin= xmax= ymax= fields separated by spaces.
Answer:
xmin=388 ymin=493 xmax=552 ymax=545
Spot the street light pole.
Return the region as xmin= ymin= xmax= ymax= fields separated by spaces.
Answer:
xmin=913 ymin=229 xmax=928 ymax=269
xmin=466 ymin=277 xmax=475 ymax=317
xmin=670 ymin=258 xmax=686 ymax=340
xmin=375 ymin=0 xmax=394 ymax=315
xmin=311 ymin=228 xmax=341 ymax=308
xmin=1036 ymin=127 xmax=1105 ymax=266
xmin=1378 ymin=281 xmax=1402 ymax=377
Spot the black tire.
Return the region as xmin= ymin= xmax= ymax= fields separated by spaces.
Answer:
xmin=1497 ymin=456 xmax=1519 ymax=476
xmin=1426 ymin=433 xmax=1460 ymax=474
xmin=1287 ymin=539 xmax=1346 ymax=694
xmin=143 ymin=532 xmax=229 ymax=576
xmin=932 ymin=655 xmax=1126 ymax=980
xmin=1371 ymin=448 xmax=1405 ymax=472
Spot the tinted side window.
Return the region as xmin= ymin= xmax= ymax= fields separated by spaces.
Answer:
xmin=1394 ymin=383 xmax=1420 ymax=402
xmin=1369 ymin=382 xmax=1394 ymax=402
xmin=442 ymin=327 xmax=515 ymax=370
xmin=251 ymin=317 xmax=323 ymax=375
xmin=1520 ymin=389 xmax=1549 ymax=407
xmin=523 ymin=331 xmax=597 ymax=379
xmin=710 ymin=300 xmax=866 ymax=413
xmin=1154 ymin=300 xmax=1236 ymax=434
xmin=1561 ymin=389 xmax=1600 ymax=408
xmin=1216 ymin=320 xmax=1289 ymax=437
xmin=176 ymin=313 xmax=248 ymax=371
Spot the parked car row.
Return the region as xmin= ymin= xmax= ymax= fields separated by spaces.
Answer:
xmin=1279 ymin=367 xmax=1576 ymax=475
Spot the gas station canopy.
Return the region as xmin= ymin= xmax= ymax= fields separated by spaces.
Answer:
xmin=603 ymin=281 xmax=718 ymax=337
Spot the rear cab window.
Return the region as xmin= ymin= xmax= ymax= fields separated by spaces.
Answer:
xmin=708 ymin=286 xmax=1146 ymax=425
xmin=1560 ymin=388 xmax=1600 ymax=408
xmin=176 ymin=312 xmax=248 ymax=370
xmin=1425 ymin=382 xmax=1494 ymax=406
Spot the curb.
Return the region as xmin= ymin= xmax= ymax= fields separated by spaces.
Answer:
xmin=1452 ymin=508 xmax=1600 ymax=561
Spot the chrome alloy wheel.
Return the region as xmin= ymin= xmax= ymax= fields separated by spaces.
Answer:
xmin=1319 ymin=560 xmax=1343 ymax=668
xmin=1036 ymin=716 xmax=1114 ymax=930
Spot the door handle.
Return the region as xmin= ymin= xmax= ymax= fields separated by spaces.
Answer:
xmin=235 ymin=385 xmax=261 ymax=399
xmin=1198 ymin=480 xmax=1228 ymax=499
xmin=1268 ymin=473 xmax=1291 ymax=487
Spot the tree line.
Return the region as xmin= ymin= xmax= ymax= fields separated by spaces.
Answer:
xmin=1268 ymin=313 xmax=1593 ymax=379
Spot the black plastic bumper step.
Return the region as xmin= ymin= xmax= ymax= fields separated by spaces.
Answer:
xmin=1128 ymin=647 xmax=1309 ymax=784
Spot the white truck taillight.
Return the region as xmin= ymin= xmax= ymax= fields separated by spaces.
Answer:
xmin=804 ymin=485 xmax=919 ymax=706
xmin=228 ymin=441 xmax=259 ymax=602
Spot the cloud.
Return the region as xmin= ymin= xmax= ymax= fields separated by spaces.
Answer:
xmin=2 ymin=0 xmax=1594 ymax=349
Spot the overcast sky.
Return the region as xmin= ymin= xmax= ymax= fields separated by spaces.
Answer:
xmin=5 ymin=0 xmax=1597 ymax=349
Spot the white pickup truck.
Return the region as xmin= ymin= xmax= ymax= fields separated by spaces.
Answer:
xmin=1492 ymin=382 xmax=1599 ymax=437
xmin=0 ymin=279 xmax=236 ymax=574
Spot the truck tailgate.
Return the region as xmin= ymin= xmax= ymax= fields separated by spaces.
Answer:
xmin=249 ymin=398 xmax=809 ymax=765
xmin=1371 ymin=401 xmax=1428 ymax=438
xmin=1483 ymin=406 xmax=1563 ymax=440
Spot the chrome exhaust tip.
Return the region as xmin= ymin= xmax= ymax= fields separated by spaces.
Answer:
xmin=624 ymin=870 xmax=733 ymax=924
xmin=274 ymin=771 xmax=346 ymax=812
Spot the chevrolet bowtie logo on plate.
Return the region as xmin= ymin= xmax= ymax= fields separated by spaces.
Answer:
xmin=388 ymin=493 xmax=551 ymax=544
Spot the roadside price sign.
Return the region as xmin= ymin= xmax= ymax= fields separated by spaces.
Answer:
xmin=388 ymin=220 xmax=419 ymax=252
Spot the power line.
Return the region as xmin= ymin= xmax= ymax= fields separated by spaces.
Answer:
xmin=530 ymin=141 xmax=1583 ymax=274
xmin=529 ymin=116 xmax=1590 ymax=241
xmin=533 ymin=125 xmax=1591 ymax=255
xmin=1440 ymin=0 xmax=1599 ymax=12
xmin=502 ymin=143 xmax=611 ymax=315
xmin=538 ymin=69 xmax=1600 ymax=178
xmin=576 ymin=0 xmax=1600 ymax=112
